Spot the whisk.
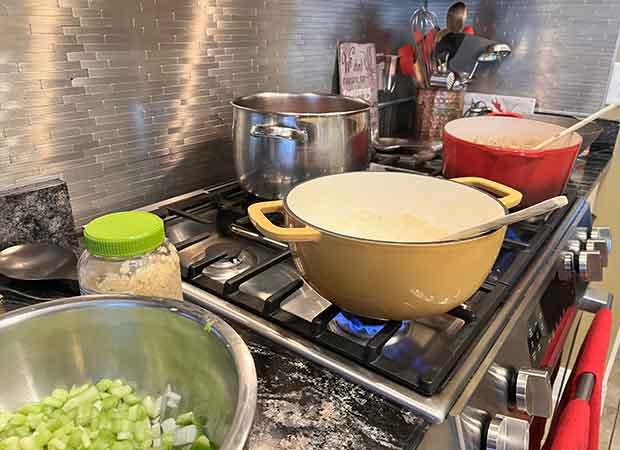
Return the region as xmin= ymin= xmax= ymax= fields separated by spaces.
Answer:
xmin=410 ymin=1 xmax=438 ymax=88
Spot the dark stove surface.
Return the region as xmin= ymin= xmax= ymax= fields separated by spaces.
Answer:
xmin=159 ymin=170 xmax=572 ymax=397
xmin=0 ymin=276 xmax=79 ymax=314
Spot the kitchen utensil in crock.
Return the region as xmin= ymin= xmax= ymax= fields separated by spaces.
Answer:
xmin=443 ymin=196 xmax=568 ymax=240
xmin=248 ymin=172 xmax=522 ymax=320
xmin=532 ymin=104 xmax=618 ymax=150
xmin=410 ymin=1 xmax=438 ymax=84
xmin=0 ymin=243 xmax=78 ymax=281
xmin=447 ymin=2 xmax=467 ymax=32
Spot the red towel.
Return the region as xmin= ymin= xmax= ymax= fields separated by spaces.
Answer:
xmin=544 ymin=308 xmax=612 ymax=450
xmin=549 ymin=399 xmax=590 ymax=450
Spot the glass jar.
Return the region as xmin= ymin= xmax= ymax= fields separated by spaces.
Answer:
xmin=78 ymin=211 xmax=183 ymax=300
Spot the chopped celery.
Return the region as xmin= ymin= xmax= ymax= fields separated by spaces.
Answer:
xmin=115 ymin=432 xmax=132 ymax=441
xmin=101 ymin=396 xmax=119 ymax=411
xmin=109 ymin=386 xmax=131 ymax=399
xmin=0 ymin=412 xmax=12 ymax=432
xmin=47 ymin=437 xmax=67 ymax=450
xmin=173 ymin=425 xmax=197 ymax=446
xmin=1 ymin=380 xmax=209 ymax=450
xmin=142 ymin=397 xmax=161 ymax=419
xmin=14 ymin=425 xmax=30 ymax=437
xmin=51 ymin=390 xmax=69 ymax=403
xmin=33 ymin=425 xmax=52 ymax=446
xmin=19 ymin=403 xmax=43 ymax=415
xmin=190 ymin=436 xmax=212 ymax=450
xmin=62 ymin=387 xmax=99 ymax=413
xmin=111 ymin=441 xmax=132 ymax=450
xmin=19 ymin=435 xmax=40 ymax=450
xmin=175 ymin=413 xmax=193 ymax=427
xmin=9 ymin=414 xmax=26 ymax=427
xmin=95 ymin=380 xmax=112 ymax=393
xmin=42 ymin=398 xmax=63 ymax=410
xmin=123 ymin=394 xmax=140 ymax=407
xmin=68 ymin=385 xmax=89 ymax=399
xmin=2 ymin=436 xmax=19 ymax=450
xmin=160 ymin=419 xmax=176 ymax=435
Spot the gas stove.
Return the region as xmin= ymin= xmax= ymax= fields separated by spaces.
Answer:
xmin=138 ymin=156 xmax=613 ymax=449
xmin=154 ymin=177 xmax=559 ymax=396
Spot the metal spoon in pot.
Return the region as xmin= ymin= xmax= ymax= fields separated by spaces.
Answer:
xmin=442 ymin=196 xmax=569 ymax=241
xmin=0 ymin=243 xmax=78 ymax=281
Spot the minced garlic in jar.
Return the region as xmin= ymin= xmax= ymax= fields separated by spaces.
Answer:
xmin=78 ymin=211 xmax=183 ymax=301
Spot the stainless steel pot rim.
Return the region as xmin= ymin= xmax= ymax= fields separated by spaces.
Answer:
xmin=231 ymin=92 xmax=371 ymax=117
xmin=0 ymin=294 xmax=257 ymax=450
xmin=282 ymin=172 xmax=509 ymax=246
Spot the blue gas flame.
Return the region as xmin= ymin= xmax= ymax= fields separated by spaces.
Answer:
xmin=333 ymin=312 xmax=384 ymax=337
xmin=506 ymin=227 xmax=520 ymax=242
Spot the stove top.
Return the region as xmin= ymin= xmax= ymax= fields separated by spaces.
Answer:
xmin=152 ymin=166 xmax=574 ymax=398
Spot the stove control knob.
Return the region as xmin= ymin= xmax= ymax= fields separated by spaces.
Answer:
xmin=586 ymin=239 xmax=609 ymax=267
xmin=578 ymin=251 xmax=603 ymax=282
xmin=575 ymin=227 xmax=589 ymax=243
xmin=579 ymin=287 xmax=614 ymax=313
xmin=567 ymin=239 xmax=582 ymax=254
xmin=558 ymin=251 xmax=575 ymax=281
xmin=515 ymin=368 xmax=553 ymax=417
xmin=486 ymin=414 xmax=530 ymax=450
xmin=591 ymin=227 xmax=612 ymax=253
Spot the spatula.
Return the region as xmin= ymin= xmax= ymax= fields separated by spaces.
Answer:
xmin=442 ymin=196 xmax=568 ymax=241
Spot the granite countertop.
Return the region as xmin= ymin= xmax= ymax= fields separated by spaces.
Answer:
xmin=235 ymin=327 xmax=427 ymax=450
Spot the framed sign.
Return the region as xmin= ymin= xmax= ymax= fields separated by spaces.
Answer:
xmin=338 ymin=42 xmax=379 ymax=139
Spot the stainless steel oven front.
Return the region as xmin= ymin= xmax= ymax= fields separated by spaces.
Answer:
xmin=417 ymin=197 xmax=613 ymax=450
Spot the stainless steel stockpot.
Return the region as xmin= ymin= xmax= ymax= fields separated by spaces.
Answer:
xmin=232 ymin=92 xmax=371 ymax=199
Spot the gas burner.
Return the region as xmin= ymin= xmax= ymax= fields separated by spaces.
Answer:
xmin=202 ymin=242 xmax=258 ymax=280
xmin=328 ymin=312 xmax=410 ymax=345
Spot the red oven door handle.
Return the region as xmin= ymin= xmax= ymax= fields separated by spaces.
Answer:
xmin=543 ymin=308 xmax=612 ymax=450
xmin=548 ymin=399 xmax=590 ymax=450
xmin=530 ymin=306 xmax=578 ymax=450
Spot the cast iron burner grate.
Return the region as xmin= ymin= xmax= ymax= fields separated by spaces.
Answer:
xmin=169 ymin=181 xmax=571 ymax=396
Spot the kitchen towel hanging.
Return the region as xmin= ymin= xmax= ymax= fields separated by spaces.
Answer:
xmin=542 ymin=307 xmax=612 ymax=450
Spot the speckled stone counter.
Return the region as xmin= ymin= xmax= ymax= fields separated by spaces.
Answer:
xmin=0 ymin=177 xmax=77 ymax=252
xmin=236 ymin=328 xmax=427 ymax=450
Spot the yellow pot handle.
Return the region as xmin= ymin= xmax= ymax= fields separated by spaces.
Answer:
xmin=452 ymin=177 xmax=523 ymax=209
xmin=248 ymin=200 xmax=321 ymax=243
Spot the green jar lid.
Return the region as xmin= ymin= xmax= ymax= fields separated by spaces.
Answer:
xmin=84 ymin=211 xmax=165 ymax=257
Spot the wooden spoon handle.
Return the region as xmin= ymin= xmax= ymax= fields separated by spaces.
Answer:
xmin=443 ymin=196 xmax=568 ymax=241
xmin=532 ymin=104 xmax=618 ymax=150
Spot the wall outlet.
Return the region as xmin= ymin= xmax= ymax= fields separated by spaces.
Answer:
xmin=606 ymin=62 xmax=620 ymax=104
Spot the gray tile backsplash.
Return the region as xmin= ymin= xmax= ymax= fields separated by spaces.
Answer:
xmin=0 ymin=0 xmax=618 ymax=225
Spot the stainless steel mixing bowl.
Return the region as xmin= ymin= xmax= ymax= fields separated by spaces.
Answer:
xmin=0 ymin=295 xmax=257 ymax=450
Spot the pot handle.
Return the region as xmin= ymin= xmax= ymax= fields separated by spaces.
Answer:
xmin=488 ymin=111 xmax=524 ymax=119
xmin=452 ymin=177 xmax=523 ymax=209
xmin=250 ymin=124 xmax=308 ymax=143
xmin=248 ymin=200 xmax=321 ymax=242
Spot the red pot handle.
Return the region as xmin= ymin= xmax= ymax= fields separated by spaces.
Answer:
xmin=488 ymin=112 xmax=523 ymax=119
xmin=488 ymin=111 xmax=524 ymax=119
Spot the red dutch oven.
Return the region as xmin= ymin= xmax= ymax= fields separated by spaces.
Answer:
xmin=443 ymin=115 xmax=583 ymax=207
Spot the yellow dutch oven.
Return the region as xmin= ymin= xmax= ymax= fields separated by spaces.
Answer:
xmin=248 ymin=172 xmax=522 ymax=320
